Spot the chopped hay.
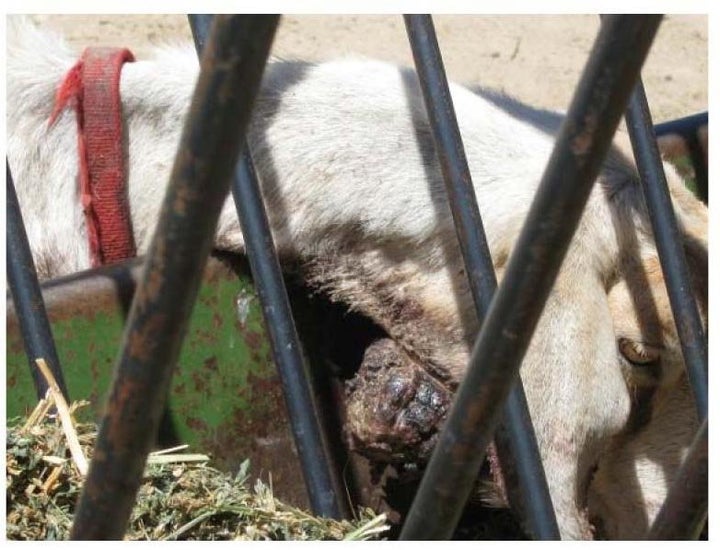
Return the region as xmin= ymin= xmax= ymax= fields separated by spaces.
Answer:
xmin=6 ymin=400 xmax=389 ymax=541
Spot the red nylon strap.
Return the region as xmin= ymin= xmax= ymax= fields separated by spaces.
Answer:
xmin=49 ymin=47 xmax=136 ymax=267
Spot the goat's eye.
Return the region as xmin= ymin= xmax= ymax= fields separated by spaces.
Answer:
xmin=618 ymin=338 xmax=661 ymax=365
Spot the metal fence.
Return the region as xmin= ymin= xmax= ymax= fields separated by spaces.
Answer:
xmin=6 ymin=14 xmax=708 ymax=540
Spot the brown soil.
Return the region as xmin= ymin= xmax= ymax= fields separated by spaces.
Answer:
xmin=29 ymin=14 xmax=707 ymax=122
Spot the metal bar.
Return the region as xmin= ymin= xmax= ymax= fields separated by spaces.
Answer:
xmin=188 ymin=14 xmax=347 ymax=519
xmin=624 ymin=80 xmax=708 ymax=420
xmin=648 ymin=418 xmax=707 ymax=539
xmin=70 ymin=15 xmax=279 ymax=539
xmin=6 ymin=159 xmax=70 ymax=401
xmin=188 ymin=13 xmax=214 ymax=53
xmin=232 ymin=153 xmax=348 ymax=518
xmin=403 ymin=15 xmax=496 ymax=308
xmin=653 ymin=112 xmax=708 ymax=138
xmin=400 ymin=15 xmax=663 ymax=540
xmin=403 ymin=15 xmax=559 ymax=540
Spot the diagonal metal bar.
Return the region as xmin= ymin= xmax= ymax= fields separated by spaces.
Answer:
xmin=400 ymin=15 xmax=663 ymax=540
xmin=624 ymin=80 xmax=708 ymax=420
xmin=653 ymin=112 xmax=708 ymax=137
xmin=188 ymin=13 xmax=347 ymax=519
xmin=70 ymin=15 xmax=279 ymax=539
xmin=6 ymin=159 xmax=70 ymax=401
xmin=648 ymin=417 xmax=707 ymax=539
xmin=403 ymin=14 xmax=559 ymax=540
xmin=188 ymin=13 xmax=214 ymax=52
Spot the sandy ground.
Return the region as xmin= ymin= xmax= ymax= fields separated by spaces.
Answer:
xmin=27 ymin=14 xmax=707 ymax=123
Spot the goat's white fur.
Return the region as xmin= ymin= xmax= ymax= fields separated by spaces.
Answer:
xmin=6 ymin=18 xmax=706 ymax=539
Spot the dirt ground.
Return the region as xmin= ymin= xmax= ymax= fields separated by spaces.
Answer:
xmin=27 ymin=14 xmax=707 ymax=123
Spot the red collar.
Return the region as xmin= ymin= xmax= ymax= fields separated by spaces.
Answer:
xmin=49 ymin=47 xmax=137 ymax=267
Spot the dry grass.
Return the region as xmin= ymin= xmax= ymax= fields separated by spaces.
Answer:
xmin=6 ymin=399 xmax=388 ymax=541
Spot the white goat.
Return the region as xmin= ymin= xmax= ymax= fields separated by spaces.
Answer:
xmin=6 ymin=18 xmax=706 ymax=539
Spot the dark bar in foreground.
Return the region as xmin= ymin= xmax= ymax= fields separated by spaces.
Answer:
xmin=400 ymin=15 xmax=663 ymax=540
xmin=6 ymin=160 xmax=70 ymax=401
xmin=187 ymin=13 xmax=346 ymax=519
xmin=624 ymin=80 xmax=708 ymax=420
xmin=70 ymin=16 xmax=279 ymax=539
xmin=648 ymin=418 xmax=707 ymax=540
xmin=403 ymin=14 xmax=559 ymax=540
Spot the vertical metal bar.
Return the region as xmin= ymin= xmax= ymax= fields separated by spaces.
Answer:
xmin=403 ymin=15 xmax=496 ymax=307
xmin=624 ymin=80 xmax=708 ymax=420
xmin=403 ymin=15 xmax=559 ymax=540
xmin=648 ymin=418 xmax=707 ymax=539
xmin=188 ymin=14 xmax=347 ymax=519
xmin=231 ymin=154 xmax=348 ymax=518
xmin=6 ymin=159 xmax=70 ymax=401
xmin=400 ymin=15 xmax=662 ymax=540
xmin=70 ymin=15 xmax=279 ymax=539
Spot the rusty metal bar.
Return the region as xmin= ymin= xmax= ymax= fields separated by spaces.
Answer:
xmin=6 ymin=159 xmax=70 ymax=401
xmin=648 ymin=417 xmax=707 ymax=539
xmin=624 ymin=80 xmax=708 ymax=421
xmin=403 ymin=14 xmax=559 ymax=540
xmin=400 ymin=15 xmax=663 ymax=540
xmin=187 ymin=13 xmax=348 ymax=519
xmin=70 ymin=15 xmax=279 ymax=539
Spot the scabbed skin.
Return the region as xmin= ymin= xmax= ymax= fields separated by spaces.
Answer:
xmin=344 ymin=338 xmax=452 ymax=464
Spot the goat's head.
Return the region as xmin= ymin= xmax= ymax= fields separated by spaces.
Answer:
xmin=588 ymin=170 xmax=707 ymax=538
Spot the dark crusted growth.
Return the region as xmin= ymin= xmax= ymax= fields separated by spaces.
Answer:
xmin=344 ymin=338 xmax=452 ymax=464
